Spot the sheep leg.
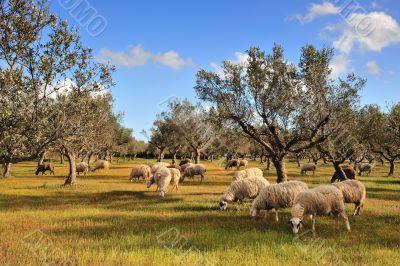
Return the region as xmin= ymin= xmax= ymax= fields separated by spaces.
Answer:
xmin=311 ymin=215 xmax=316 ymax=236
xmin=335 ymin=216 xmax=339 ymax=230
xmin=340 ymin=212 xmax=351 ymax=232
xmin=353 ymin=204 xmax=361 ymax=216
xmin=274 ymin=210 xmax=279 ymax=222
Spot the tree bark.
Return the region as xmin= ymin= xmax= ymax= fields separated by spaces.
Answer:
xmin=195 ymin=150 xmax=201 ymax=164
xmin=172 ymin=152 xmax=177 ymax=164
xmin=157 ymin=151 xmax=164 ymax=162
xmin=266 ymin=156 xmax=271 ymax=171
xmin=333 ymin=161 xmax=347 ymax=181
xmin=2 ymin=162 xmax=11 ymax=177
xmin=64 ymin=151 xmax=77 ymax=186
xmin=272 ymin=158 xmax=287 ymax=183
xmin=38 ymin=151 xmax=46 ymax=165
xmin=388 ymin=160 xmax=396 ymax=176
xmin=60 ymin=152 xmax=64 ymax=164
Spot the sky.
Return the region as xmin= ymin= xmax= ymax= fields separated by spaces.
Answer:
xmin=51 ymin=0 xmax=400 ymax=140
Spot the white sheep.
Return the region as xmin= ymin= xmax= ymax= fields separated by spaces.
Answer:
xmin=169 ymin=168 xmax=180 ymax=192
xmin=128 ymin=164 xmax=152 ymax=182
xmin=180 ymin=164 xmax=206 ymax=182
xmin=289 ymin=185 xmax=351 ymax=236
xmin=219 ymin=176 xmax=270 ymax=210
xmin=150 ymin=162 xmax=170 ymax=174
xmin=250 ymin=181 xmax=308 ymax=221
xmin=92 ymin=160 xmax=110 ymax=172
xmin=357 ymin=163 xmax=373 ymax=176
xmin=332 ymin=179 xmax=366 ymax=216
xmin=147 ymin=167 xmax=172 ymax=197
xmin=76 ymin=162 xmax=91 ymax=176
xmin=300 ymin=163 xmax=316 ymax=175
xmin=232 ymin=167 xmax=263 ymax=181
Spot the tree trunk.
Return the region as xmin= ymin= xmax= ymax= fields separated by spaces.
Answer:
xmin=87 ymin=153 xmax=92 ymax=164
xmin=2 ymin=162 xmax=11 ymax=177
xmin=64 ymin=151 xmax=77 ymax=186
xmin=379 ymin=158 xmax=384 ymax=166
xmin=272 ymin=158 xmax=287 ymax=183
xmin=323 ymin=157 xmax=327 ymax=164
xmin=157 ymin=151 xmax=164 ymax=162
xmin=388 ymin=160 xmax=396 ymax=176
xmin=333 ymin=161 xmax=347 ymax=181
xmin=195 ymin=150 xmax=201 ymax=164
xmin=266 ymin=156 xmax=271 ymax=171
xmin=60 ymin=152 xmax=64 ymax=164
xmin=38 ymin=151 xmax=46 ymax=165
xmin=172 ymin=152 xmax=177 ymax=164
xmin=133 ymin=154 xmax=137 ymax=160
xmin=296 ymin=156 xmax=301 ymax=167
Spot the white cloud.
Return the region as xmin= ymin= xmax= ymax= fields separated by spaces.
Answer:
xmin=97 ymin=45 xmax=193 ymax=70
xmin=292 ymin=2 xmax=340 ymax=24
xmin=210 ymin=52 xmax=249 ymax=76
xmin=332 ymin=12 xmax=400 ymax=54
xmin=330 ymin=53 xmax=351 ymax=78
xmin=366 ymin=61 xmax=380 ymax=77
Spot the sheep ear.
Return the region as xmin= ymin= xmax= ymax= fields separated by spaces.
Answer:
xmin=288 ymin=220 xmax=292 ymax=224
xmin=300 ymin=220 xmax=303 ymax=225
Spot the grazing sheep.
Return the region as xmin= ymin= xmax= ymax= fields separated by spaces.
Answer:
xmin=180 ymin=163 xmax=194 ymax=173
xmin=35 ymin=163 xmax=55 ymax=175
xmin=225 ymin=159 xmax=240 ymax=170
xmin=147 ymin=167 xmax=172 ymax=197
xmin=219 ymin=176 xmax=270 ymax=210
xmin=76 ymin=162 xmax=91 ymax=176
xmin=180 ymin=164 xmax=206 ymax=182
xmin=331 ymin=165 xmax=356 ymax=183
xmin=129 ymin=164 xmax=152 ymax=182
xmin=169 ymin=168 xmax=180 ymax=192
xmin=333 ymin=180 xmax=366 ymax=216
xmin=289 ymin=185 xmax=351 ymax=236
xmin=232 ymin=167 xmax=263 ymax=181
xmin=92 ymin=160 xmax=110 ymax=172
xmin=167 ymin=164 xmax=181 ymax=172
xmin=237 ymin=160 xmax=249 ymax=169
xmin=357 ymin=163 xmax=373 ymax=176
xmin=150 ymin=162 xmax=170 ymax=174
xmin=250 ymin=181 xmax=308 ymax=221
xmin=179 ymin=159 xmax=192 ymax=166
xmin=300 ymin=163 xmax=317 ymax=175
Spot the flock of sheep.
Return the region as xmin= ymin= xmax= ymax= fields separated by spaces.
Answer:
xmin=127 ymin=158 xmax=367 ymax=235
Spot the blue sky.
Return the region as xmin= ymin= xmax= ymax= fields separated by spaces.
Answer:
xmin=52 ymin=0 xmax=400 ymax=140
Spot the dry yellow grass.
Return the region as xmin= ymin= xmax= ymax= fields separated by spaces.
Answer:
xmin=0 ymin=159 xmax=399 ymax=265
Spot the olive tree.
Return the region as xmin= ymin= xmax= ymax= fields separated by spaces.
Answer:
xmin=195 ymin=44 xmax=363 ymax=182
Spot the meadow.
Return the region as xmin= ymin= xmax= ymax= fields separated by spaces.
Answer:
xmin=0 ymin=159 xmax=399 ymax=266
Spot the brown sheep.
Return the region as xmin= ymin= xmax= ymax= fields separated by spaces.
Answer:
xmin=331 ymin=166 xmax=356 ymax=183
xmin=225 ymin=159 xmax=240 ymax=170
xmin=35 ymin=163 xmax=55 ymax=175
xmin=179 ymin=159 xmax=192 ymax=166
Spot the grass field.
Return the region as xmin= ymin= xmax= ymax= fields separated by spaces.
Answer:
xmin=0 ymin=159 xmax=399 ymax=266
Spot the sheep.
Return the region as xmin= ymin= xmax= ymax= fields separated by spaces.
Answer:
xmin=225 ymin=159 xmax=240 ymax=170
xmin=92 ymin=160 xmax=110 ymax=172
xmin=250 ymin=181 xmax=308 ymax=221
xmin=357 ymin=163 xmax=373 ymax=176
xmin=219 ymin=176 xmax=270 ymax=210
xmin=147 ymin=167 xmax=172 ymax=197
xmin=150 ymin=162 xmax=170 ymax=174
xmin=232 ymin=167 xmax=263 ymax=181
xmin=180 ymin=163 xmax=193 ymax=173
xmin=179 ymin=158 xmax=192 ymax=166
xmin=330 ymin=165 xmax=356 ymax=183
xmin=332 ymin=180 xmax=366 ymax=216
xmin=180 ymin=164 xmax=206 ymax=182
xmin=35 ymin=163 xmax=55 ymax=175
xmin=128 ymin=164 xmax=152 ymax=182
xmin=167 ymin=164 xmax=181 ymax=172
xmin=76 ymin=162 xmax=91 ymax=176
xmin=300 ymin=163 xmax=317 ymax=175
xmin=237 ymin=159 xmax=248 ymax=169
xmin=169 ymin=168 xmax=180 ymax=192
xmin=289 ymin=185 xmax=351 ymax=236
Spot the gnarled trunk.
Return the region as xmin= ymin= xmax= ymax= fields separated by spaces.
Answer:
xmin=64 ymin=151 xmax=77 ymax=186
xmin=195 ymin=149 xmax=201 ymax=164
xmin=2 ymin=162 xmax=11 ymax=177
xmin=38 ymin=151 xmax=46 ymax=165
xmin=272 ymin=157 xmax=287 ymax=183
xmin=266 ymin=156 xmax=271 ymax=171
xmin=60 ymin=151 xmax=64 ymax=164
xmin=333 ymin=161 xmax=347 ymax=181
xmin=172 ymin=152 xmax=177 ymax=164
xmin=388 ymin=160 xmax=396 ymax=176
